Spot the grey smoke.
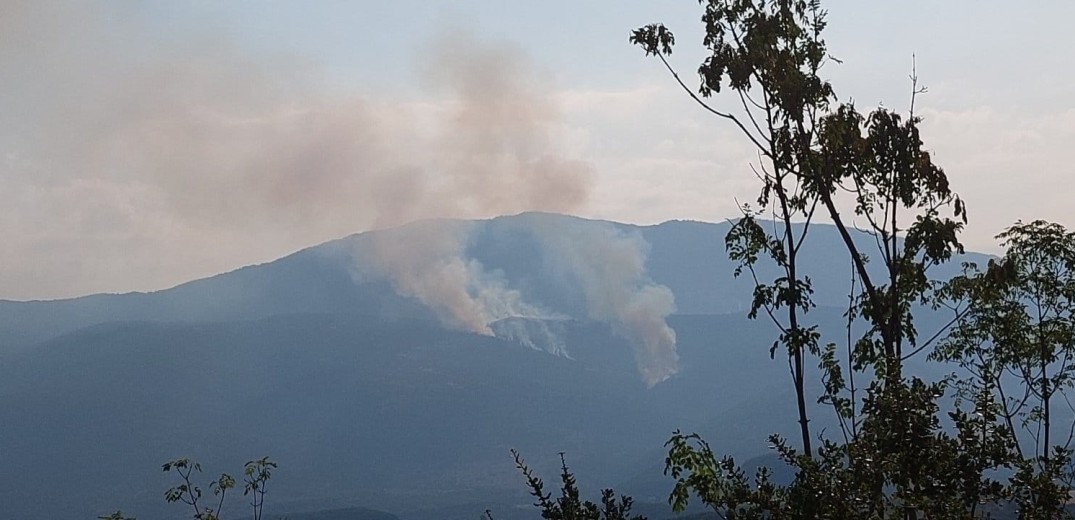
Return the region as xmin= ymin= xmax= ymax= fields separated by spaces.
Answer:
xmin=0 ymin=3 xmax=590 ymax=299
xmin=531 ymin=220 xmax=678 ymax=386
xmin=489 ymin=317 xmax=570 ymax=357
xmin=354 ymin=31 xmax=590 ymax=347
xmin=358 ymin=216 xmax=680 ymax=386
xmin=3 ymin=0 xmax=678 ymax=384
xmin=361 ymin=220 xmax=560 ymax=337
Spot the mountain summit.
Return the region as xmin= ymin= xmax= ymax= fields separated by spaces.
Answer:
xmin=0 ymin=213 xmax=988 ymax=520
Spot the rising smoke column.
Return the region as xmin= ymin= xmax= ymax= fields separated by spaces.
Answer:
xmin=359 ymin=219 xmax=570 ymax=358
xmin=359 ymin=215 xmax=679 ymax=386
xmin=4 ymin=1 xmax=675 ymax=383
xmin=357 ymin=32 xmax=591 ymax=344
xmin=530 ymin=219 xmax=678 ymax=387
xmin=361 ymin=219 xmax=556 ymax=336
xmin=413 ymin=30 xmax=591 ymax=220
xmin=0 ymin=2 xmax=592 ymax=299
xmin=361 ymin=34 xmax=680 ymax=380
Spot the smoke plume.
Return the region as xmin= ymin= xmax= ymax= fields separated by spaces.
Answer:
xmin=359 ymin=216 xmax=680 ymax=385
xmin=353 ymin=31 xmax=590 ymax=348
xmin=3 ymin=1 xmax=677 ymax=384
xmin=361 ymin=220 xmax=557 ymax=336
xmin=0 ymin=2 xmax=589 ymax=299
xmin=531 ymin=220 xmax=679 ymax=386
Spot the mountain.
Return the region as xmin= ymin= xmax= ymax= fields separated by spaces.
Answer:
xmin=0 ymin=213 xmax=984 ymax=351
xmin=0 ymin=213 xmax=990 ymax=520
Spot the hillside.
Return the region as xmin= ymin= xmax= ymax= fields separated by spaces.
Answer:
xmin=0 ymin=213 xmax=990 ymax=519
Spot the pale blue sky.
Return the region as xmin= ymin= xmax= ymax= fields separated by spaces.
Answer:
xmin=138 ymin=1 xmax=1071 ymax=106
xmin=2 ymin=1 xmax=1073 ymax=299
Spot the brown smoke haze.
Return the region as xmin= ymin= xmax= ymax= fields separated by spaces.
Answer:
xmin=0 ymin=2 xmax=590 ymax=300
xmin=2 ymin=1 xmax=679 ymax=382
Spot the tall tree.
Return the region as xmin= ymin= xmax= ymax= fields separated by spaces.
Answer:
xmin=628 ymin=1 xmax=1069 ymax=518
xmin=935 ymin=220 xmax=1075 ymax=517
xmin=633 ymin=0 xmax=835 ymax=460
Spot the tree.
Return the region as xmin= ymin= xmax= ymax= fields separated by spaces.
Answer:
xmin=633 ymin=1 xmax=1070 ymax=518
xmin=511 ymin=450 xmax=646 ymax=520
xmin=162 ymin=458 xmax=236 ymax=520
xmin=104 ymin=457 xmax=276 ymax=520
xmin=934 ymin=220 xmax=1075 ymax=517
xmin=243 ymin=456 xmax=278 ymax=520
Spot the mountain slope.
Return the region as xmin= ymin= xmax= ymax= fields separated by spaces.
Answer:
xmin=0 ymin=213 xmax=991 ymax=350
xmin=0 ymin=311 xmax=813 ymax=519
xmin=0 ymin=213 xmax=993 ymax=519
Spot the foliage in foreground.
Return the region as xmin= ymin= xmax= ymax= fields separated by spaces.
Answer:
xmin=631 ymin=0 xmax=1075 ymax=518
xmin=101 ymin=457 xmax=276 ymax=520
xmin=100 ymin=2 xmax=1074 ymax=519
xmin=509 ymin=450 xmax=646 ymax=520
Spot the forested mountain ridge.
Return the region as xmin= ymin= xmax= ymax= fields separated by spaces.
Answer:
xmin=0 ymin=213 xmax=990 ymax=520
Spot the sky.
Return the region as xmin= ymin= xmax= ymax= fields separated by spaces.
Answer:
xmin=2 ymin=1 xmax=1073 ymax=300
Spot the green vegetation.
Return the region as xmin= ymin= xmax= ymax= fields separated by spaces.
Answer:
xmin=511 ymin=450 xmax=645 ymax=520
xmin=632 ymin=0 xmax=1075 ymax=518
xmin=103 ymin=457 xmax=276 ymax=520
xmin=91 ymin=2 xmax=1073 ymax=520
